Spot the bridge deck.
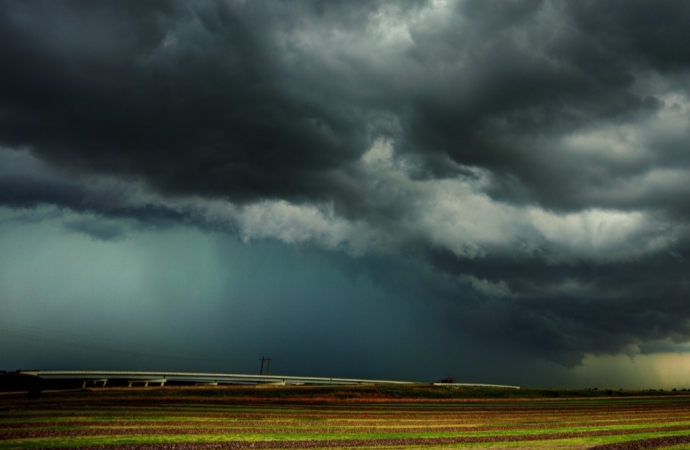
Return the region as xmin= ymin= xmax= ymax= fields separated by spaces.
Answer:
xmin=19 ymin=370 xmax=520 ymax=389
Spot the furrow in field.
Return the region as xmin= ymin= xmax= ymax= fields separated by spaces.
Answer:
xmin=6 ymin=405 xmax=690 ymax=417
xmin=590 ymin=434 xmax=690 ymax=449
xmin=4 ymin=411 xmax=690 ymax=426
xmin=4 ymin=420 xmax=690 ymax=435
xmin=2 ymin=423 xmax=690 ymax=440
xmin=16 ymin=430 xmax=690 ymax=449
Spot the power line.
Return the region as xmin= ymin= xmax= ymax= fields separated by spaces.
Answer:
xmin=0 ymin=321 xmax=251 ymax=363
xmin=0 ymin=321 xmax=228 ymax=358
xmin=0 ymin=329 xmax=228 ymax=362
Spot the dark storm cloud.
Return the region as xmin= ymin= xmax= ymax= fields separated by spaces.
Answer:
xmin=2 ymin=0 xmax=690 ymax=367
xmin=0 ymin=150 xmax=189 ymax=231
xmin=0 ymin=173 xmax=84 ymax=209
xmin=0 ymin=0 xmax=418 ymax=207
xmin=62 ymin=217 xmax=127 ymax=241
xmin=566 ymin=0 xmax=690 ymax=72
xmin=401 ymin=0 xmax=690 ymax=213
xmin=426 ymin=243 xmax=690 ymax=366
xmin=2 ymin=0 xmax=688 ymax=213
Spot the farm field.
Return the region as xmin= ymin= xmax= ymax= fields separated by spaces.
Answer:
xmin=2 ymin=385 xmax=690 ymax=449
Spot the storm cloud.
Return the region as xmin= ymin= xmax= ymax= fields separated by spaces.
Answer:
xmin=2 ymin=0 xmax=690 ymax=376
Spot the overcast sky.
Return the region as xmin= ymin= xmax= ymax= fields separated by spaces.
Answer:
xmin=2 ymin=0 xmax=690 ymax=389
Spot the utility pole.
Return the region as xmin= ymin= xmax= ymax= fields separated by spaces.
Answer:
xmin=259 ymin=356 xmax=273 ymax=375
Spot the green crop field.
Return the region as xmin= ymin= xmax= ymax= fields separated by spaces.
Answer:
xmin=2 ymin=385 xmax=690 ymax=449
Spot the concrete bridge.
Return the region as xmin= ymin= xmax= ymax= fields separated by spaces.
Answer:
xmin=19 ymin=370 xmax=520 ymax=389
